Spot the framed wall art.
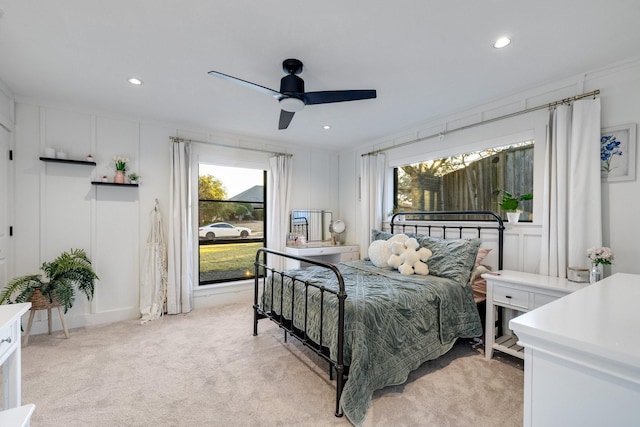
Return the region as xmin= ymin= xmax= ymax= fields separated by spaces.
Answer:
xmin=600 ymin=123 xmax=636 ymax=183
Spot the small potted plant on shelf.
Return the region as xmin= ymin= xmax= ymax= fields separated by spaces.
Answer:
xmin=113 ymin=155 xmax=128 ymax=184
xmin=128 ymin=172 xmax=140 ymax=184
xmin=0 ymin=248 xmax=99 ymax=313
xmin=494 ymin=189 xmax=533 ymax=223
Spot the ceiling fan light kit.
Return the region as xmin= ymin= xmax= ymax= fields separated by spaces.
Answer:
xmin=279 ymin=97 xmax=305 ymax=112
xmin=208 ymin=58 xmax=377 ymax=129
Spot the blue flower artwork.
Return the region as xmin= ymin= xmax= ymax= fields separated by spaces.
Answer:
xmin=600 ymin=135 xmax=623 ymax=174
xmin=600 ymin=124 xmax=636 ymax=182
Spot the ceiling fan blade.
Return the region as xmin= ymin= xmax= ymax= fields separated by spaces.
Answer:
xmin=303 ymin=90 xmax=377 ymax=105
xmin=208 ymin=70 xmax=282 ymax=98
xmin=279 ymin=110 xmax=295 ymax=130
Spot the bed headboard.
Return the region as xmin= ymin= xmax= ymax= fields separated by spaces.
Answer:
xmin=389 ymin=210 xmax=504 ymax=270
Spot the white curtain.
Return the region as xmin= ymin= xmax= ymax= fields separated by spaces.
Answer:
xmin=167 ymin=141 xmax=194 ymax=314
xmin=140 ymin=200 xmax=168 ymax=324
xmin=358 ymin=153 xmax=386 ymax=258
xmin=539 ymin=99 xmax=602 ymax=277
xmin=267 ymin=154 xmax=292 ymax=270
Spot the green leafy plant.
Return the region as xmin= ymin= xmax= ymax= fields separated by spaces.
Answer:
xmin=113 ymin=156 xmax=128 ymax=172
xmin=0 ymin=249 xmax=99 ymax=313
xmin=494 ymin=190 xmax=533 ymax=212
xmin=128 ymin=172 xmax=140 ymax=182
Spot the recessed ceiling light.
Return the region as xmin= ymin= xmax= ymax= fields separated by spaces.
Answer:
xmin=323 ymin=125 xmax=332 ymax=130
xmin=493 ymin=37 xmax=511 ymax=49
xmin=128 ymin=77 xmax=143 ymax=85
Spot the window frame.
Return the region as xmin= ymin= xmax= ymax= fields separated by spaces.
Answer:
xmin=386 ymin=130 xmax=538 ymax=222
xmin=197 ymin=167 xmax=267 ymax=286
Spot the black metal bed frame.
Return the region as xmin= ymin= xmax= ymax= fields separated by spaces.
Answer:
xmin=253 ymin=210 xmax=505 ymax=418
xmin=253 ymin=249 xmax=347 ymax=417
xmin=390 ymin=211 xmax=504 ymax=270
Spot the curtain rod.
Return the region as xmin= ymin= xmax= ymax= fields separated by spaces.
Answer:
xmin=362 ymin=89 xmax=600 ymax=157
xmin=169 ymin=136 xmax=293 ymax=157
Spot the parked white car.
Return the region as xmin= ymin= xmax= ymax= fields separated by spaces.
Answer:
xmin=199 ymin=222 xmax=251 ymax=239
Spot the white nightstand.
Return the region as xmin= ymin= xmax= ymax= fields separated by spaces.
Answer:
xmin=0 ymin=303 xmax=31 ymax=409
xmin=284 ymin=243 xmax=359 ymax=269
xmin=483 ymin=270 xmax=587 ymax=360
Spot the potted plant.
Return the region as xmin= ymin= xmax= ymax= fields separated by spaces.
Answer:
xmin=128 ymin=172 xmax=140 ymax=184
xmin=113 ymin=155 xmax=128 ymax=184
xmin=495 ymin=189 xmax=533 ymax=222
xmin=0 ymin=248 xmax=99 ymax=313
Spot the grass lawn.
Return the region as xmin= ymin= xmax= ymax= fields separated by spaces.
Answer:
xmin=199 ymin=242 xmax=263 ymax=281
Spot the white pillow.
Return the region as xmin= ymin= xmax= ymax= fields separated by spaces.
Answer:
xmin=367 ymin=233 xmax=409 ymax=268
xmin=368 ymin=240 xmax=389 ymax=267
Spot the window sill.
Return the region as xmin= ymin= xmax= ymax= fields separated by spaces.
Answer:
xmin=193 ymin=279 xmax=254 ymax=308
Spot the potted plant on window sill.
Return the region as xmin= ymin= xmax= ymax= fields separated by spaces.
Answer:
xmin=0 ymin=248 xmax=99 ymax=313
xmin=495 ymin=190 xmax=533 ymax=223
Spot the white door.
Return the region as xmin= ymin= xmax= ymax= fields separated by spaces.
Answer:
xmin=0 ymin=126 xmax=9 ymax=289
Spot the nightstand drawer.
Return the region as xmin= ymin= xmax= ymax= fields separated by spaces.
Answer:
xmin=0 ymin=322 xmax=16 ymax=360
xmin=533 ymin=292 xmax=559 ymax=309
xmin=493 ymin=285 xmax=530 ymax=309
xmin=340 ymin=252 xmax=359 ymax=262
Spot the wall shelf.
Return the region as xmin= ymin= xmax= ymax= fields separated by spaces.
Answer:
xmin=91 ymin=181 xmax=139 ymax=187
xmin=40 ymin=156 xmax=96 ymax=166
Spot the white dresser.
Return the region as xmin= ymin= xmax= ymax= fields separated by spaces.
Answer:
xmin=510 ymin=273 xmax=640 ymax=427
xmin=0 ymin=303 xmax=31 ymax=410
xmin=483 ymin=270 xmax=587 ymax=360
xmin=284 ymin=243 xmax=359 ymax=269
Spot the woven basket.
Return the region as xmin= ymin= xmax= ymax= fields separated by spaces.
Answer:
xmin=28 ymin=289 xmax=61 ymax=310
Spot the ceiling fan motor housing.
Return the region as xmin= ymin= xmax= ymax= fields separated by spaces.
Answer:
xmin=280 ymin=74 xmax=304 ymax=97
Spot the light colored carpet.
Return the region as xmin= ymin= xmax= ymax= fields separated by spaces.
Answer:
xmin=16 ymin=303 xmax=523 ymax=426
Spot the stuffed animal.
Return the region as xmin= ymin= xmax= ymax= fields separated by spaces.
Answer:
xmin=393 ymin=237 xmax=433 ymax=276
xmin=387 ymin=241 xmax=407 ymax=269
xmin=367 ymin=234 xmax=409 ymax=268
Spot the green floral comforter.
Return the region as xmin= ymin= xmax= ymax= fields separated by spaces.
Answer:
xmin=260 ymin=259 xmax=482 ymax=426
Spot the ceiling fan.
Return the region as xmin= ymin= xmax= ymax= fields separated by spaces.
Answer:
xmin=208 ymin=58 xmax=377 ymax=130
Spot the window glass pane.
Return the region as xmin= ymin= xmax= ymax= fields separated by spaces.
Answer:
xmin=395 ymin=141 xmax=534 ymax=220
xmin=199 ymin=165 xmax=265 ymax=285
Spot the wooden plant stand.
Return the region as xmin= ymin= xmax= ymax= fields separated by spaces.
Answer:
xmin=23 ymin=290 xmax=70 ymax=346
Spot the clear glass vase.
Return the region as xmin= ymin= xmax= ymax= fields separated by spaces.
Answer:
xmin=589 ymin=263 xmax=601 ymax=284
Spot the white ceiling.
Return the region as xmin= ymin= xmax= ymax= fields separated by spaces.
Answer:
xmin=1 ymin=1 xmax=639 ymax=151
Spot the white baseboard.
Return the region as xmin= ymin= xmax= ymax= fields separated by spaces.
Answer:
xmin=23 ymin=306 xmax=139 ymax=337
xmin=21 ymin=281 xmax=255 ymax=338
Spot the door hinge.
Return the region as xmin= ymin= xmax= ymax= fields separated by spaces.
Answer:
xmin=9 ymin=150 xmax=13 ymax=160
xmin=9 ymin=226 xmax=13 ymax=236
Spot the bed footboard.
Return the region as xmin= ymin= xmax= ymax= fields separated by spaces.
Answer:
xmin=253 ymin=248 xmax=347 ymax=417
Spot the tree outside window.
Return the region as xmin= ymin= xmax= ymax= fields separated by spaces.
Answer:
xmin=394 ymin=141 xmax=533 ymax=220
xmin=198 ymin=165 xmax=266 ymax=285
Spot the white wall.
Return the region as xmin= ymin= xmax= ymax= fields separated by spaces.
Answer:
xmin=0 ymin=80 xmax=15 ymax=294
xmin=7 ymin=57 xmax=640 ymax=332
xmin=342 ymin=58 xmax=640 ymax=276
xmin=10 ymin=101 xmax=338 ymax=332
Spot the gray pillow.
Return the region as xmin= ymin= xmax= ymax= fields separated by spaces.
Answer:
xmin=416 ymin=235 xmax=481 ymax=285
xmin=370 ymin=228 xmax=419 ymax=242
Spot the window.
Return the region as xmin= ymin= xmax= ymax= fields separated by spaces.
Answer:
xmin=198 ymin=165 xmax=266 ymax=285
xmin=394 ymin=141 xmax=534 ymax=220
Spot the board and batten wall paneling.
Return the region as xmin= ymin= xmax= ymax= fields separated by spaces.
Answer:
xmin=94 ymin=117 xmax=140 ymax=316
xmin=13 ymin=104 xmax=41 ymax=276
